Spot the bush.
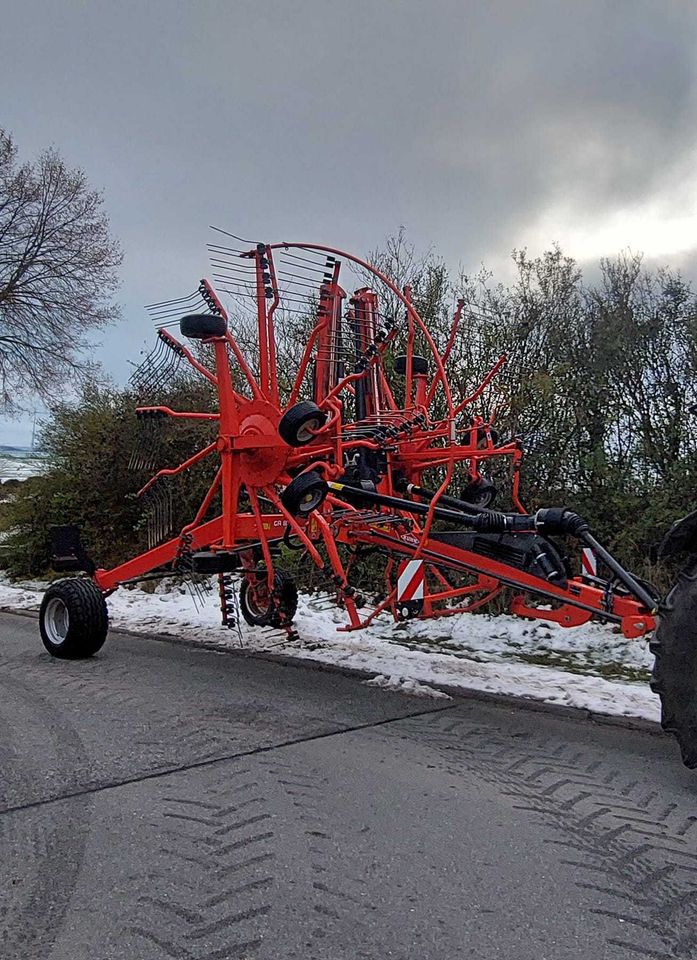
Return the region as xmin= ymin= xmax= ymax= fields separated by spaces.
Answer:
xmin=0 ymin=377 xmax=217 ymax=578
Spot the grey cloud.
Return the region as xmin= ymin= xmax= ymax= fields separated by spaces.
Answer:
xmin=1 ymin=0 xmax=696 ymax=443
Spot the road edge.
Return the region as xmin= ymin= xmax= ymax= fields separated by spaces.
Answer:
xmin=2 ymin=604 xmax=665 ymax=738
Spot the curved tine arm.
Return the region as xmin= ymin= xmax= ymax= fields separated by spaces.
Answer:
xmin=453 ymin=354 xmax=507 ymax=418
xmin=246 ymin=487 xmax=276 ymax=590
xmin=158 ymin=328 xmax=218 ymax=386
xmin=136 ymin=443 xmax=217 ymax=498
xmin=224 ymin=331 xmax=264 ymax=400
xmin=136 ymin=406 xmax=220 ymax=421
xmin=427 ymin=299 xmax=464 ymax=406
xmin=268 ymin=243 xmax=454 ymax=419
xmin=181 ymin=467 xmax=223 ymax=535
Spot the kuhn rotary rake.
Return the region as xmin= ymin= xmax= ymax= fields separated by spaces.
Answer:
xmin=40 ymin=235 xmax=697 ymax=768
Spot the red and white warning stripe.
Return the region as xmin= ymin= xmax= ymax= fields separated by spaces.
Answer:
xmin=581 ymin=546 xmax=598 ymax=577
xmin=397 ymin=559 xmax=425 ymax=602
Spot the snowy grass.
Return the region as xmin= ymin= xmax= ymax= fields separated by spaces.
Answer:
xmin=0 ymin=573 xmax=661 ymax=724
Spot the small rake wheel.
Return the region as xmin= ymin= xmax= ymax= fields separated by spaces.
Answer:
xmin=279 ymin=401 xmax=327 ymax=446
xmin=240 ymin=572 xmax=298 ymax=628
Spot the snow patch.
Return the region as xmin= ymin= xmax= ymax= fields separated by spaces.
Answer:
xmin=0 ymin=573 xmax=660 ymax=724
xmin=363 ymin=674 xmax=452 ymax=699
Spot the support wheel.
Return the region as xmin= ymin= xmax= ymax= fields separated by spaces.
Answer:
xmin=39 ymin=578 xmax=109 ymax=659
xmin=278 ymin=401 xmax=327 ymax=446
xmin=460 ymin=476 xmax=498 ymax=508
xmin=394 ymin=354 xmax=429 ymax=376
xmin=179 ymin=313 xmax=227 ymax=339
xmin=281 ymin=470 xmax=328 ymax=516
xmin=240 ymin=572 xmax=298 ymax=628
xmin=650 ymin=561 xmax=697 ymax=768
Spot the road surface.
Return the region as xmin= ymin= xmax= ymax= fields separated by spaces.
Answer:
xmin=1 ymin=611 xmax=696 ymax=959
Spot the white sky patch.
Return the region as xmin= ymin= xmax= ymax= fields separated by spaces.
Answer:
xmin=522 ymin=145 xmax=697 ymax=264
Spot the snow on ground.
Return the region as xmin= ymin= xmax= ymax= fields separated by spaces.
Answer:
xmin=0 ymin=573 xmax=661 ymax=724
xmin=0 ymin=454 xmax=46 ymax=482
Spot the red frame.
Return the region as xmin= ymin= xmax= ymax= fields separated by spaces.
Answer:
xmin=92 ymin=243 xmax=656 ymax=641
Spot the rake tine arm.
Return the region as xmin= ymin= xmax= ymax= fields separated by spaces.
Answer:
xmin=181 ymin=467 xmax=223 ymax=535
xmin=157 ymin=328 xmax=218 ymax=386
xmin=427 ymin=299 xmax=465 ymax=406
xmin=264 ymin=248 xmax=281 ymax=407
xmin=288 ymin=313 xmax=329 ymax=408
xmin=246 ymin=487 xmax=276 ymax=591
xmin=262 ymin=486 xmax=325 ymax=568
xmin=136 ymin=406 xmax=220 ymax=422
xmin=452 ymin=354 xmax=507 ymax=418
xmin=403 ymin=284 xmax=416 ymax=409
xmin=224 ymin=331 xmax=264 ymax=400
xmin=136 ymin=442 xmax=217 ymax=498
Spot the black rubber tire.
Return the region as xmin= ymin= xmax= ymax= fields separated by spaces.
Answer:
xmin=394 ymin=354 xmax=429 ymax=376
xmin=179 ymin=313 xmax=227 ymax=339
xmin=278 ymin=401 xmax=327 ymax=446
xmin=280 ymin=470 xmax=328 ymax=516
xmin=460 ymin=477 xmax=498 ymax=508
xmin=239 ymin=572 xmax=298 ymax=627
xmin=650 ymin=562 xmax=697 ymax=768
xmin=39 ymin=578 xmax=109 ymax=659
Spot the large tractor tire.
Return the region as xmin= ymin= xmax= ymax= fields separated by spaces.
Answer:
xmin=650 ymin=561 xmax=697 ymax=768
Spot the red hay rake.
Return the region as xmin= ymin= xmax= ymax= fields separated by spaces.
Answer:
xmin=45 ymin=233 xmax=697 ymax=769
xmin=45 ymin=236 xmax=659 ymax=643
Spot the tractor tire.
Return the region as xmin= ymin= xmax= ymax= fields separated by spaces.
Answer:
xmin=240 ymin=572 xmax=298 ymax=628
xmin=650 ymin=561 xmax=697 ymax=768
xmin=179 ymin=313 xmax=227 ymax=339
xmin=278 ymin=401 xmax=327 ymax=446
xmin=39 ymin=578 xmax=109 ymax=659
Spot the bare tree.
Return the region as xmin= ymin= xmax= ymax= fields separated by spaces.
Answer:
xmin=0 ymin=129 xmax=122 ymax=412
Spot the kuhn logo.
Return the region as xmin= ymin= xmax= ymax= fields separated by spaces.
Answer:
xmin=400 ymin=533 xmax=419 ymax=545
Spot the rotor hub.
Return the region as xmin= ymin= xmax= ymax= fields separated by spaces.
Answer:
xmin=231 ymin=397 xmax=289 ymax=486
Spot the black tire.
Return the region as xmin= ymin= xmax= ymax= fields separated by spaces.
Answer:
xmin=280 ymin=470 xmax=328 ymax=516
xmin=394 ymin=354 xmax=429 ymax=376
xmin=39 ymin=579 xmax=109 ymax=659
xmin=650 ymin=562 xmax=697 ymax=768
xmin=278 ymin=401 xmax=327 ymax=446
xmin=460 ymin=477 xmax=498 ymax=508
xmin=179 ymin=313 xmax=227 ymax=339
xmin=239 ymin=572 xmax=298 ymax=627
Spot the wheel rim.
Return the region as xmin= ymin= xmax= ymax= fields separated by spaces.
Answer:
xmin=299 ymin=487 xmax=324 ymax=514
xmin=296 ymin=417 xmax=321 ymax=443
xmin=44 ymin=597 xmax=69 ymax=646
xmin=246 ymin=583 xmax=271 ymax=618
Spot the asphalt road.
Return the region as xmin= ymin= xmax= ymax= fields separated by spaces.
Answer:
xmin=1 ymin=612 xmax=697 ymax=960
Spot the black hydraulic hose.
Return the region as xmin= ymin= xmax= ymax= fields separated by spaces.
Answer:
xmin=327 ymin=482 xmax=534 ymax=532
xmin=579 ymin=530 xmax=658 ymax=613
xmin=398 ymin=484 xmax=658 ymax=613
xmin=399 ymin=480 xmax=493 ymax=516
xmin=328 ymin=481 xmax=478 ymax=525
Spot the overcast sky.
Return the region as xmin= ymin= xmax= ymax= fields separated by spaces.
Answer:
xmin=2 ymin=0 xmax=697 ymax=445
